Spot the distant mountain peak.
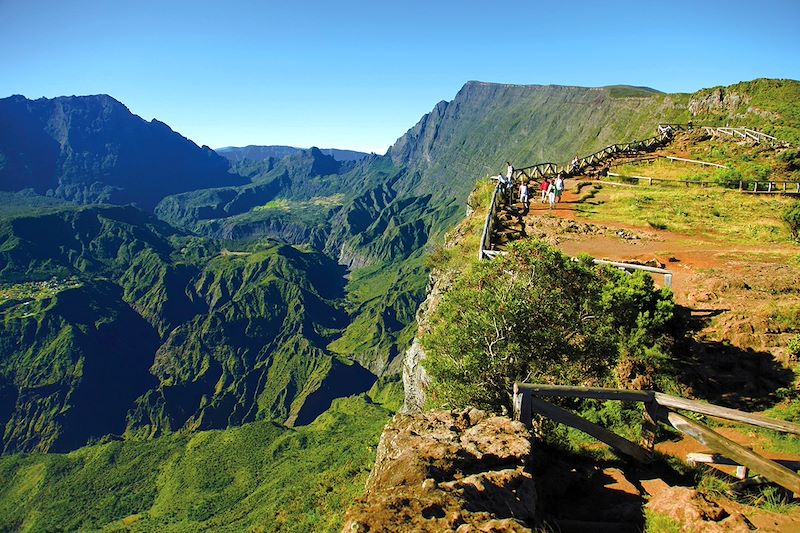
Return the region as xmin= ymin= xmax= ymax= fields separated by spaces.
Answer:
xmin=0 ymin=94 xmax=242 ymax=210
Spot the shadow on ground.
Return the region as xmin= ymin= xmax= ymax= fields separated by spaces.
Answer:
xmin=533 ymin=446 xmax=696 ymax=532
xmin=675 ymin=305 xmax=795 ymax=411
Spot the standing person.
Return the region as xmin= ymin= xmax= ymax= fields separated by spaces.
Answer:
xmin=547 ymin=179 xmax=557 ymax=209
xmin=554 ymin=174 xmax=565 ymax=203
xmin=505 ymin=162 xmax=515 ymax=205
xmin=540 ymin=178 xmax=549 ymax=203
xmin=496 ymin=174 xmax=508 ymax=205
xmin=570 ymin=155 xmax=579 ymax=173
xmin=518 ymin=181 xmax=529 ymax=210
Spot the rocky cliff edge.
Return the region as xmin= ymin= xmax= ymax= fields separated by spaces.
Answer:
xmin=341 ymin=408 xmax=537 ymax=532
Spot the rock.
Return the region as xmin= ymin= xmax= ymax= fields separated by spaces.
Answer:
xmin=401 ymin=270 xmax=453 ymax=413
xmin=646 ymin=486 xmax=753 ymax=532
xmin=640 ymin=478 xmax=670 ymax=497
xmin=342 ymin=409 xmax=537 ymax=532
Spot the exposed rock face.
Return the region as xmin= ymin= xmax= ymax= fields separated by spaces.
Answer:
xmin=646 ymin=487 xmax=753 ymax=533
xmin=688 ymin=89 xmax=749 ymax=117
xmin=401 ymin=270 xmax=454 ymax=412
xmin=342 ymin=409 xmax=537 ymax=532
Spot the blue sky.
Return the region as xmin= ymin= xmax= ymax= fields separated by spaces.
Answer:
xmin=1 ymin=0 xmax=798 ymax=153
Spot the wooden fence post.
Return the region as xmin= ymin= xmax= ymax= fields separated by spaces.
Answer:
xmin=513 ymin=383 xmax=532 ymax=426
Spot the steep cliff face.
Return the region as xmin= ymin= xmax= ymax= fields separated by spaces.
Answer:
xmin=401 ymin=271 xmax=451 ymax=413
xmin=341 ymin=408 xmax=537 ymax=532
xmin=386 ymin=81 xmax=685 ymax=203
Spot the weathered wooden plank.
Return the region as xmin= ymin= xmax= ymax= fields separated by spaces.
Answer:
xmin=593 ymin=259 xmax=672 ymax=275
xmin=659 ymin=411 xmax=800 ymax=494
xmin=665 ymin=156 xmax=727 ymax=168
xmin=517 ymin=383 xmax=654 ymax=402
xmin=529 ymin=397 xmax=652 ymax=462
xmin=687 ymin=452 xmax=800 ymax=472
xmin=654 ymin=393 xmax=800 ymax=435
xmin=477 ymin=184 xmax=499 ymax=261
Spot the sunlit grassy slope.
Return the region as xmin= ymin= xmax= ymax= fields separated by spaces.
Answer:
xmin=0 ymin=395 xmax=391 ymax=533
xmin=577 ymin=187 xmax=796 ymax=244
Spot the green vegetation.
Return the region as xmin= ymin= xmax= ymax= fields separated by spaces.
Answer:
xmin=0 ymin=205 xmax=379 ymax=453
xmin=784 ymin=201 xmax=800 ymax=240
xmin=421 ymin=240 xmax=675 ymax=413
xmin=689 ymin=79 xmax=800 ymax=144
xmin=253 ymin=194 xmax=346 ymax=212
xmin=577 ymin=187 xmax=796 ymax=244
xmin=789 ymin=335 xmax=800 ymax=358
xmin=644 ymin=509 xmax=683 ymax=533
xmin=328 ymin=255 xmax=427 ymax=374
xmin=0 ymin=395 xmax=391 ymax=533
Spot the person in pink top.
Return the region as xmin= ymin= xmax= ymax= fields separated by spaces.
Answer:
xmin=540 ymin=179 xmax=549 ymax=203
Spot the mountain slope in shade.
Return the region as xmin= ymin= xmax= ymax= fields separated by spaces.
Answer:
xmin=0 ymin=94 xmax=244 ymax=210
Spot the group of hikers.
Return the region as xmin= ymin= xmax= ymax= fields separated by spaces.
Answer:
xmin=497 ymin=161 xmax=565 ymax=210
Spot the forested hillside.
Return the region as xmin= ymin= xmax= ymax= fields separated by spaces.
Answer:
xmin=0 ymin=206 xmax=374 ymax=453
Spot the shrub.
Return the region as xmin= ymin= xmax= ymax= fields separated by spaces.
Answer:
xmin=778 ymin=148 xmax=800 ymax=171
xmin=784 ymin=202 xmax=800 ymax=241
xmin=421 ymin=240 xmax=675 ymax=413
xmin=789 ymin=335 xmax=800 ymax=359
xmin=714 ymin=167 xmax=743 ymax=188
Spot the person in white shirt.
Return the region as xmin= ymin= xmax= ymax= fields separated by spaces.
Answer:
xmin=547 ymin=180 xmax=557 ymax=209
xmin=518 ymin=181 xmax=529 ymax=209
xmin=554 ymin=175 xmax=565 ymax=203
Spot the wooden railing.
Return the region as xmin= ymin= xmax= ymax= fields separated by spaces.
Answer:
xmin=592 ymin=259 xmax=672 ymax=288
xmin=658 ymin=123 xmax=780 ymax=145
xmin=606 ymin=173 xmax=800 ymax=194
xmin=478 ymin=181 xmax=503 ymax=260
xmin=513 ymin=383 xmax=800 ymax=493
xmin=703 ymin=126 xmax=778 ymax=144
xmin=512 ymin=133 xmax=669 ymax=183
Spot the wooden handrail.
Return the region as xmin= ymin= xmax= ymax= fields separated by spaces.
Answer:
xmin=513 ymin=382 xmax=800 ymax=493
xmin=478 ymin=181 xmax=501 ymax=260
xmin=654 ymin=392 xmax=800 ymax=435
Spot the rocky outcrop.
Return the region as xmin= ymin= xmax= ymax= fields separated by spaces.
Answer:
xmin=688 ymin=88 xmax=749 ymax=117
xmin=646 ymin=487 xmax=753 ymax=532
xmin=401 ymin=269 xmax=454 ymax=412
xmin=341 ymin=409 xmax=537 ymax=532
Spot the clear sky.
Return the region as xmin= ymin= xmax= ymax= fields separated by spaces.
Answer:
xmin=1 ymin=0 xmax=798 ymax=154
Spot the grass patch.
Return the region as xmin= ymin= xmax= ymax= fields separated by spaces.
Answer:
xmin=644 ymin=510 xmax=683 ymax=533
xmin=613 ymin=158 xmax=714 ymax=182
xmin=576 ymin=187 xmax=796 ymax=245
xmin=253 ymin=194 xmax=346 ymax=213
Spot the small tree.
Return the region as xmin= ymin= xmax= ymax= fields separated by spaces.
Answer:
xmin=421 ymin=240 xmax=674 ymax=413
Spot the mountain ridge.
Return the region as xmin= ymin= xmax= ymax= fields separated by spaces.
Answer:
xmin=0 ymin=94 xmax=243 ymax=210
xmin=216 ymin=145 xmax=370 ymax=162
